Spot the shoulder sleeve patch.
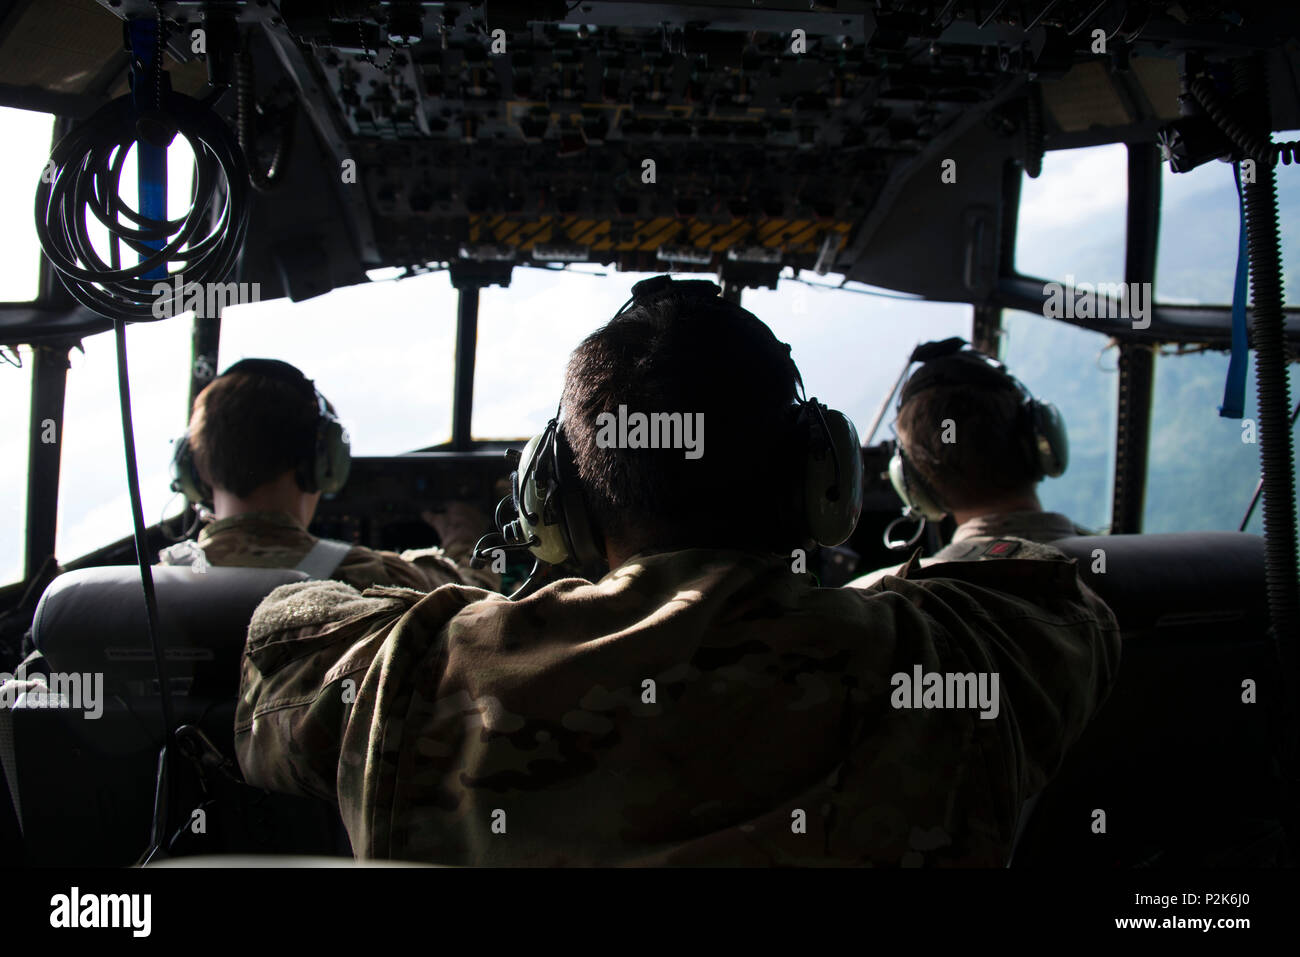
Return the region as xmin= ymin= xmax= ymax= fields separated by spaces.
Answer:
xmin=980 ymin=539 xmax=1023 ymax=558
xmin=249 ymin=579 xmax=415 ymax=644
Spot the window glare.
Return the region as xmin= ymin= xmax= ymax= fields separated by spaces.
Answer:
xmin=744 ymin=278 xmax=971 ymax=440
xmin=220 ymin=271 xmax=457 ymax=454
xmin=56 ymin=321 xmax=192 ymax=563
xmin=473 ymin=268 xmax=666 ymax=440
xmin=1156 ymin=159 xmax=1238 ymax=306
xmin=472 ymin=269 xmax=971 ymax=443
xmin=0 ymin=106 xmax=55 ymax=301
xmin=1015 ymin=143 xmax=1127 ymax=289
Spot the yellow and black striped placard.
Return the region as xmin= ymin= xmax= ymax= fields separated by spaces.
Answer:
xmin=466 ymin=215 xmax=851 ymax=254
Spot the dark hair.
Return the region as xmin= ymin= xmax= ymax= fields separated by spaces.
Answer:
xmin=896 ymin=361 xmax=1038 ymax=511
xmin=561 ymin=291 xmax=802 ymax=552
xmin=188 ymin=368 xmax=319 ymax=498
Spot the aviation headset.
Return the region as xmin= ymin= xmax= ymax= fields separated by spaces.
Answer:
xmin=473 ymin=275 xmax=865 ymax=576
xmin=170 ymin=358 xmax=351 ymax=507
xmin=887 ymin=338 xmax=1068 ymax=522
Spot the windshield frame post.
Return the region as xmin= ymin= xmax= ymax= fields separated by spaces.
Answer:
xmin=451 ymin=283 xmax=479 ymax=450
xmin=24 ymin=341 xmax=72 ymax=581
xmin=1109 ymin=142 xmax=1162 ymax=534
xmin=972 ymin=304 xmax=1002 ymax=356
xmin=447 ymin=261 xmax=510 ymax=450
xmin=188 ymin=312 xmax=221 ymax=418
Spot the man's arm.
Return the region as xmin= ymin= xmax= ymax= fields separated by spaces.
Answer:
xmin=415 ymin=503 xmax=501 ymax=591
xmin=846 ymin=536 xmax=1071 ymax=590
xmin=331 ymin=500 xmax=503 ymax=593
xmin=865 ymin=556 xmax=1122 ymax=800
xmin=234 ymin=580 xmax=422 ymax=802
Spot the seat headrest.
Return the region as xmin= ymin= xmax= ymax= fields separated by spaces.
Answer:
xmin=31 ymin=565 xmax=308 ymax=694
xmin=1052 ymin=532 xmax=1267 ymax=632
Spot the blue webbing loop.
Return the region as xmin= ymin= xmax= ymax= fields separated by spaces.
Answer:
xmin=1219 ymin=161 xmax=1250 ymax=419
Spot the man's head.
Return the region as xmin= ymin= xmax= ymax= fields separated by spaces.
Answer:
xmin=894 ymin=350 xmax=1049 ymax=519
xmin=560 ymin=286 xmax=804 ymax=559
xmin=185 ymin=359 xmax=345 ymax=523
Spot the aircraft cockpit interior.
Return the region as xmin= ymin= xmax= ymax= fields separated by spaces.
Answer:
xmin=0 ymin=0 xmax=1296 ymax=926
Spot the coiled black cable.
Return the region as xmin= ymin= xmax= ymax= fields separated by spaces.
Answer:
xmin=33 ymin=90 xmax=249 ymax=321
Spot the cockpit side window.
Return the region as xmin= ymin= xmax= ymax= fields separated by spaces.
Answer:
xmin=1014 ymin=143 xmax=1128 ymax=291
xmin=1143 ymin=352 xmax=1298 ymax=534
xmin=1157 ymin=130 xmax=1300 ymax=308
xmin=1005 ymin=142 xmax=1131 ymax=534
xmin=55 ymin=321 xmax=192 ymax=562
xmin=1000 ymin=310 xmax=1118 ymax=533
xmin=744 ymin=280 xmax=972 ymax=434
xmin=0 ymin=106 xmax=53 ymax=302
xmin=1143 ymin=129 xmax=1300 ymax=532
xmin=0 ymin=347 xmax=31 ymax=584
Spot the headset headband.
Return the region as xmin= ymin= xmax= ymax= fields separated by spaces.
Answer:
xmin=612 ymin=276 xmax=805 ymax=395
xmin=219 ymin=357 xmax=319 ymax=402
xmin=898 ymin=339 xmax=1032 ymax=410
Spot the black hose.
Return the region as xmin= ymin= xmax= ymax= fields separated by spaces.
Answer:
xmin=1244 ymin=168 xmax=1300 ymax=649
xmin=1217 ymin=59 xmax=1300 ymax=858
xmin=1234 ymin=58 xmax=1300 ymax=655
xmin=112 ymin=317 xmax=176 ymax=744
xmin=237 ymin=43 xmax=296 ymax=192
xmin=1190 ymin=75 xmax=1300 ymax=167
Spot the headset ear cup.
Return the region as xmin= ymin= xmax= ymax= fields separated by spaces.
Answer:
xmin=511 ymin=426 xmax=604 ymax=570
xmin=799 ymin=405 xmax=865 ymax=547
xmin=888 ymin=445 xmax=947 ymax=522
xmin=1031 ymin=400 xmax=1069 ymax=478
xmin=314 ymin=416 xmax=352 ymax=494
xmin=170 ymin=434 xmax=212 ymax=507
xmin=514 ymin=430 xmax=574 ymax=565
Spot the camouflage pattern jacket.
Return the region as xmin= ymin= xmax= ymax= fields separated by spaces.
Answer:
xmin=165 ymin=510 xmax=499 ymax=592
xmin=849 ymin=512 xmax=1091 ymax=588
xmin=932 ymin=510 xmax=1093 ymax=561
xmin=236 ymin=548 xmax=1119 ymax=866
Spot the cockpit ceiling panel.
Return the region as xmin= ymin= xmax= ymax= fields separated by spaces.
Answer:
xmin=0 ymin=0 xmax=1295 ymax=314
xmin=0 ymin=0 xmax=121 ymax=96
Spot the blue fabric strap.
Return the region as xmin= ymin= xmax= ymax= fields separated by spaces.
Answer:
xmin=127 ymin=18 xmax=167 ymax=281
xmin=1219 ymin=162 xmax=1250 ymax=419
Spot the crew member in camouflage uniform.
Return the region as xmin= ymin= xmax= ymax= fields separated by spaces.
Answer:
xmin=166 ymin=359 xmax=497 ymax=591
xmin=236 ymin=289 xmax=1119 ymax=866
xmin=853 ymin=344 xmax=1090 ymax=587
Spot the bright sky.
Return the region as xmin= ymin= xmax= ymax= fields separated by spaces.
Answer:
xmin=1 ymin=105 xmax=1295 ymax=583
